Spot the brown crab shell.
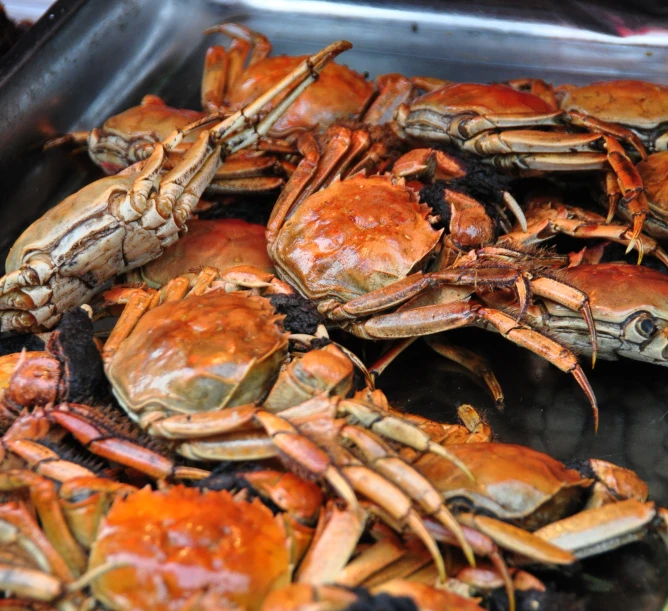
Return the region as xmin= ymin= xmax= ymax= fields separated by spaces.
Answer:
xmin=226 ymin=55 xmax=375 ymax=137
xmin=106 ymin=291 xmax=289 ymax=420
xmin=272 ymin=173 xmax=443 ymax=303
xmin=412 ymin=443 xmax=592 ymax=530
xmin=410 ymin=82 xmax=556 ymax=116
xmin=558 ymin=80 xmax=668 ymax=128
xmin=140 ymin=219 xmax=274 ymax=287
xmin=89 ymin=486 xmax=291 ymax=611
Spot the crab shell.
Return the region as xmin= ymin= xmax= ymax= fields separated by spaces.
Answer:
xmin=271 ymin=173 xmax=443 ymax=303
xmin=227 ymin=55 xmax=375 ymax=137
xmin=543 ymin=264 xmax=668 ymax=365
xmin=139 ymin=218 xmax=274 ymax=287
xmin=90 ymin=100 xmax=206 ymax=174
xmin=89 ymin=485 xmax=291 ymax=611
xmin=409 ymin=82 xmax=555 ymax=120
xmin=558 ymin=80 xmax=668 ymax=150
xmin=411 ymin=443 xmax=592 ymax=530
xmin=637 ymin=151 xmax=668 ymax=228
xmin=106 ymin=291 xmax=289 ymax=421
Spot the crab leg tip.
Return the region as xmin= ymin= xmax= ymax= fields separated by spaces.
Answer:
xmin=429 ymin=443 xmax=476 ymax=482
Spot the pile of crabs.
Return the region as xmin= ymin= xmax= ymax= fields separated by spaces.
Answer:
xmin=1 ymin=22 xmax=668 ymax=611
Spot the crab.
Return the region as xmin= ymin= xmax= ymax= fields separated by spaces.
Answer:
xmin=201 ymin=22 xmax=432 ymax=136
xmin=44 ymin=94 xmax=293 ymax=195
xmin=405 ymin=443 xmax=668 ymax=568
xmin=0 ymin=40 xmax=351 ymax=334
xmin=96 ymin=265 xmax=493 ymax=573
xmin=0 ymin=469 xmax=491 ymax=611
xmin=125 ymin=217 xmax=274 ymax=287
xmin=480 ymin=263 xmax=668 ymax=368
xmin=555 ymin=80 xmax=668 ymax=154
xmin=395 ymin=82 xmax=650 ymax=243
xmin=265 ymin=136 xmax=602 ymax=421
xmin=634 ymin=150 xmax=668 ymax=242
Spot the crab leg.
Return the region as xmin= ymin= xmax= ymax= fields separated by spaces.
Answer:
xmin=424 ymin=336 xmax=505 ymax=406
xmin=0 ymin=562 xmax=65 ymax=603
xmin=340 ymin=424 xmax=475 ymax=566
xmin=37 ymin=406 xmax=209 ymax=481
xmin=533 ymin=499 xmax=661 ymax=558
xmin=294 ymin=500 xmax=367 ymax=584
xmin=0 ymin=501 xmax=75 ymax=583
xmin=355 ymin=300 xmax=598 ymax=429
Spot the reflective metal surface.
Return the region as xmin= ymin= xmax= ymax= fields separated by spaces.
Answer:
xmin=0 ymin=1 xmax=667 ymax=604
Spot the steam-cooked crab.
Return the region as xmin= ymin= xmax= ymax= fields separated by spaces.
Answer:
xmin=266 ymin=137 xmax=601 ymax=420
xmin=201 ymin=22 xmax=431 ymax=136
xmin=0 ymin=40 xmax=350 ymax=334
xmin=45 ymin=95 xmax=292 ymax=195
xmin=408 ymin=443 xmax=668 ymax=566
xmin=634 ymin=151 xmax=668 ymax=241
xmin=396 ymin=82 xmax=649 ymax=242
xmin=0 ymin=470 xmax=487 ymax=611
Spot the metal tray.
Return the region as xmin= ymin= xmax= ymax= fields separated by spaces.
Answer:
xmin=1 ymin=0 xmax=668 ymax=606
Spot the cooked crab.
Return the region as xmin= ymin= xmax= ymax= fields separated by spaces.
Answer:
xmin=125 ymin=217 xmax=274 ymax=287
xmin=396 ymin=82 xmax=649 ymax=242
xmin=266 ymin=137 xmax=601 ymax=421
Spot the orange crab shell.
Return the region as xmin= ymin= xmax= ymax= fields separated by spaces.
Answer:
xmin=272 ymin=173 xmax=443 ymax=302
xmin=410 ymin=82 xmax=556 ymax=115
xmin=553 ymin=264 xmax=668 ymax=324
xmin=558 ymin=80 xmax=668 ymax=128
xmin=226 ymin=55 xmax=375 ymax=137
xmin=101 ymin=102 xmax=205 ymax=145
xmin=637 ymin=151 xmax=668 ymax=216
xmin=89 ymin=485 xmax=291 ymax=611
xmin=140 ymin=218 xmax=274 ymax=287
xmin=412 ymin=443 xmax=592 ymax=530
xmin=106 ymin=291 xmax=289 ymax=418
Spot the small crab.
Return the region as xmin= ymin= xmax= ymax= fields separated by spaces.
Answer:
xmin=45 ymin=95 xmax=291 ymax=195
xmin=407 ymin=442 xmax=667 ymax=566
xmin=0 ymin=40 xmax=351 ymax=334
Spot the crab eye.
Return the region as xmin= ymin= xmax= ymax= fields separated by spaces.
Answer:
xmin=635 ymin=315 xmax=657 ymax=338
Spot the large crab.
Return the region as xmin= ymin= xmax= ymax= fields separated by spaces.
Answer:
xmin=395 ymin=82 xmax=650 ymax=242
xmin=95 ymin=265 xmax=496 ymax=574
xmin=0 ymin=40 xmax=351 ymax=334
xmin=265 ymin=135 xmax=602 ymax=420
